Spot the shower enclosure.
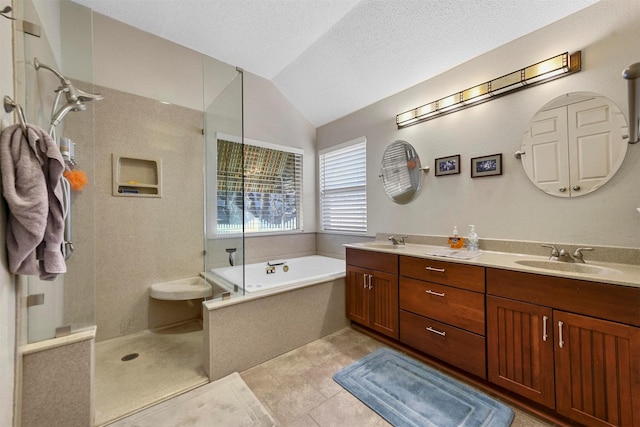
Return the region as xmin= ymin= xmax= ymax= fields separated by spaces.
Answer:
xmin=15 ymin=0 xmax=97 ymax=344
xmin=203 ymin=59 xmax=246 ymax=297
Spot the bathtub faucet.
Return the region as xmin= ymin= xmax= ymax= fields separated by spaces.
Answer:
xmin=226 ymin=248 xmax=237 ymax=266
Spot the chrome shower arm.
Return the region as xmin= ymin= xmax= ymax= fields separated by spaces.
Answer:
xmin=34 ymin=57 xmax=69 ymax=84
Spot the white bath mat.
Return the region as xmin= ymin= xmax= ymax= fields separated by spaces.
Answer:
xmin=109 ymin=372 xmax=275 ymax=427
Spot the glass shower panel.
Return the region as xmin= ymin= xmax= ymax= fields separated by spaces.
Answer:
xmin=17 ymin=0 xmax=96 ymax=342
xmin=203 ymin=57 xmax=244 ymax=299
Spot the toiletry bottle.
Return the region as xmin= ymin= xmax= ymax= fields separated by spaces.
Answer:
xmin=448 ymin=226 xmax=464 ymax=249
xmin=467 ymin=225 xmax=479 ymax=251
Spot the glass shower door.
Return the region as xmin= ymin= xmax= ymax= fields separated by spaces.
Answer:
xmin=203 ymin=58 xmax=244 ymax=298
xmin=16 ymin=0 xmax=97 ymax=343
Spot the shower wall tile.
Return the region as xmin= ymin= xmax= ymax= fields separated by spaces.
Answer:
xmin=205 ymin=233 xmax=317 ymax=270
xmin=316 ymin=233 xmax=373 ymax=260
xmin=21 ymin=337 xmax=94 ymax=427
xmin=94 ymin=86 xmax=204 ymax=341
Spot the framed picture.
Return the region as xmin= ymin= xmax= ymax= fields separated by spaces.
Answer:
xmin=434 ymin=154 xmax=461 ymax=176
xmin=471 ymin=153 xmax=502 ymax=178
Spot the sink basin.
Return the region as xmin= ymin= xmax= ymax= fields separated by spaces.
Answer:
xmin=515 ymin=260 xmax=621 ymax=276
xmin=360 ymin=243 xmax=406 ymax=250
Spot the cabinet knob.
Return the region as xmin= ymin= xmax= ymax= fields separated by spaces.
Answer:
xmin=558 ymin=187 xmax=567 ymax=192
xmin=572 ymin=185 xmax=581 ymax=191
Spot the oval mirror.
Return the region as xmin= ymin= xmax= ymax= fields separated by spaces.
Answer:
xmin=520 ymin=92 xmax=628 ymax=197
xmin=380 ymin=140 xmax=422 ymax=204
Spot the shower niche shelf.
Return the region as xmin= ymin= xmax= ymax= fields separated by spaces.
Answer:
xmin=112 ymin=154 xmax=162 ymax=198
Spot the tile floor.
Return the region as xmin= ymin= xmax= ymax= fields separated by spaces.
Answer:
xmin=97 ymin=323 xmax=555 ymax=426
xmin=241 ymin=327 xmax=555 ymax=427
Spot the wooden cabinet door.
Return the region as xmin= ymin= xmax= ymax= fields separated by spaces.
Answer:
xmin=487 ymin=296 xmax=555 ymax=408
xmin=554 ymin=311 xmax=640 ymax=427
xmin=345 ymin=265 xmax=369 ymax=325
xmin=370 ymin=270 xmax=399 ymax=339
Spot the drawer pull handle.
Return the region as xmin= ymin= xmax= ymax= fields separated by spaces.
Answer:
xmin=558 ymin=321 xmax=564 ymax=348
xmin=368 ymin=274 xmax=373 ymax=290
xmin=425 ymin=290 xmax=445 ymax=297
xmin=426 ymin=327 xmax=446 ymax=337
xmin=425 ymin=266 xmax=445 ymax=273
xmin=363 ymin=274 xmax=368 ymax=289
xmin=542 ymin=315 xmax=548 ymax=342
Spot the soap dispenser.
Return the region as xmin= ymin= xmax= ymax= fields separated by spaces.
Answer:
xmin=467 ymin=225 xmax=479 ymax=252
xmin=448 ymin=226 xmax=464 ymax=249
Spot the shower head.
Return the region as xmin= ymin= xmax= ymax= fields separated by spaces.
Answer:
xmin=34 ymin=57 xmax=103 ymax=131
xmin=50 ymin=101 xmax=87 ymax=127
xmin=34 ymin=57 xmax=104 ymax=104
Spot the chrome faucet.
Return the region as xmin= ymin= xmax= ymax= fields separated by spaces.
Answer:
xmin=572 ymin=247 xmax=594 ymax=263
xmin=388 ymin=235 xmax=406 ymax=246
xmin=541 ymin=244 xmax=594 ymax=263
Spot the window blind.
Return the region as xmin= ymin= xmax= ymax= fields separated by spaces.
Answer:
xmin=319 ymin=139 xmax=366 ymax=233
xmin=217 ymin=139 xmax=303 ymax=234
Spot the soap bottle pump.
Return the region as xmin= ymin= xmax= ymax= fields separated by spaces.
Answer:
xmin=467 ymin=225 xmax=479 ymax=252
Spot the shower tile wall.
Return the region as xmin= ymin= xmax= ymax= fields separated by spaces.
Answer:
xmin=94 ymin=86 xmax=204 ymax=341
xmin=206 ymin=232 xmax=317 ymax=270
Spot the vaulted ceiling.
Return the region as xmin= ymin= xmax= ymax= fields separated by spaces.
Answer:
xmin=70 ymin=0 xmax=599 ymax=127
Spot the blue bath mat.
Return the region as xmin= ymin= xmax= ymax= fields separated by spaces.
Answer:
xmin=333 ymin=348 xmax=513 ymax=427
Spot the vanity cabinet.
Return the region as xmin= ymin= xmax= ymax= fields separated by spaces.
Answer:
xmin=487 ymin=296 xmax=555 ymax=407
xmin=487 ymin=268 xmax=640 ymax=427
xmin=345 ymin=248 xmax=399 ymax=339
xmin=398 ymin=256 xmax=486 ymax=378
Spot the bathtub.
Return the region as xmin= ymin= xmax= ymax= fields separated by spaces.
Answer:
xmin=202 ymin=255 xmax=349 ymax=380
xmin=207 ymin=255 xmax=345 ymax=295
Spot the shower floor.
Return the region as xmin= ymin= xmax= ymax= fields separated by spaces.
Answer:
xmin=94 ymin=320 xmax=208 ymax=426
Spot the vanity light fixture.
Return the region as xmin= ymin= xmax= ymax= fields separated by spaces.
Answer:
xmin=396 ymin=51 xmax=582 ymax=128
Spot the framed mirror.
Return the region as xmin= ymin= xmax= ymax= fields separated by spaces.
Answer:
xmin=380 ymin=140 xmax=422 ymax=204
xmin=520 ymin=92 xmax=628 ymax=197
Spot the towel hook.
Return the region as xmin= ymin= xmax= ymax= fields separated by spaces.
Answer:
xmin=3 ymin=95 xmax=28 ymax=135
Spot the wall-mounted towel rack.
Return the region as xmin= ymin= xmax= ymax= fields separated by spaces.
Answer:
xmin=3 ymin=95 xmax=28 ymax=135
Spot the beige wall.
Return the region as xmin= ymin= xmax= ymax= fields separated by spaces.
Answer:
xmin=317 ymin=0 xmax=640 ymax=249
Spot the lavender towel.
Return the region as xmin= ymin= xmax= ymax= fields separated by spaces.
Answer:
xmin=0 ymin=123 xmax=67 ymax=280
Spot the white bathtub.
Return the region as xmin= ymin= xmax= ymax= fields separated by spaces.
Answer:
xmin=207 ymin=255 xmax=345 ymax=295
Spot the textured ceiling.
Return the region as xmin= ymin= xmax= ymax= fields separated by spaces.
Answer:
xmin=70 ymin=0 xmax=599 ymax=127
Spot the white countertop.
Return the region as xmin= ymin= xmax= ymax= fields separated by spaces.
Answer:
xmin=344 ymin=242 xmax=640 ymax=289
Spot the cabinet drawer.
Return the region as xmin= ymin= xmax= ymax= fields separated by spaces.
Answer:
xmin=400 ymin=277 xmax=485 ymax=335
xmin=487 ymin=268 xmax=640 ymax=327
xmin=347 ymin=248 xmax=398 ymax=274
xmin=400 ymin=256 xmax=485 ymax=292
xmin=400 ymin=310 xmax=486 ymax=379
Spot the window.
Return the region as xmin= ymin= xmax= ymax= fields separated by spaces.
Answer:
xmin=319 ymin=137 xmax=366 ymax=234
xmin=216 ymin=136 xmax=303 ymax=235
